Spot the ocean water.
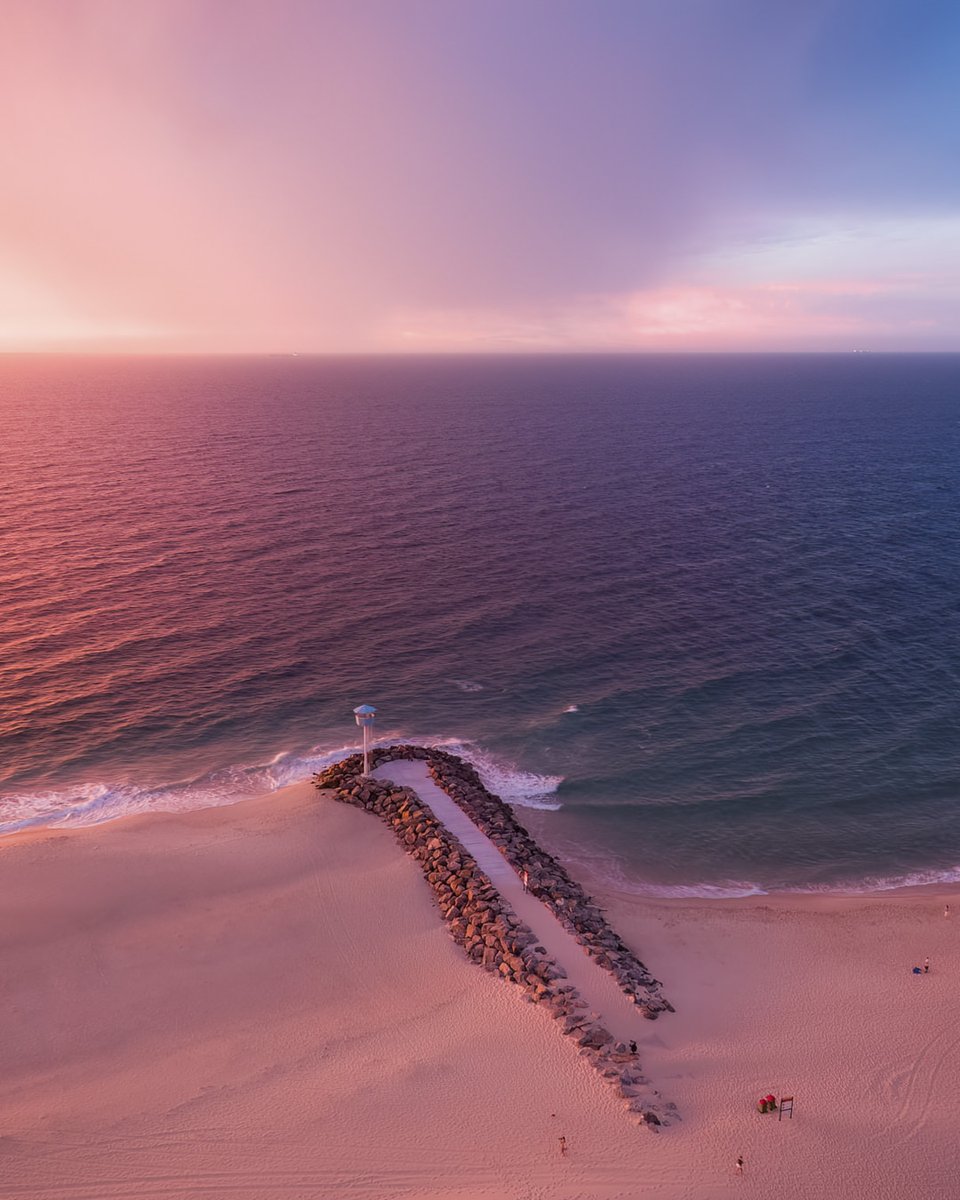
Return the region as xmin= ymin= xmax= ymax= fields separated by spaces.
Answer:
xmin=2 ymin=352 xmax=960 ymax=895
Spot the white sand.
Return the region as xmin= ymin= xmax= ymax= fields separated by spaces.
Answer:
xmin=2 ymin=780 xmax=958 ymax=1199
xmin=601 ymin=885 xmax=960 ymax=1199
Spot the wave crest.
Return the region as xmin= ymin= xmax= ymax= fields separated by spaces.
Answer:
xmin=404 ymin=736 xmax=563 ymax=810
xmin=0 ymin=743 xmax=359 ymax=835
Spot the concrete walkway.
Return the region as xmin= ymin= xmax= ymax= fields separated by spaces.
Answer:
xmin=372 ymin=760 xmax=653 ymax=1046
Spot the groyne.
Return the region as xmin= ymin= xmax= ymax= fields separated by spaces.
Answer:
xmin=314 ymin=743 xmax=674 ymax=1128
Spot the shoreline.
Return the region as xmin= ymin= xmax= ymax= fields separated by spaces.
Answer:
xmin=6 ymin=774 xmax=960 ymax=905
xmin=6 ymin=798 xmax=960 ymax=911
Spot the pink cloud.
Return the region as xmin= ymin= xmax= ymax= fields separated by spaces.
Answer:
xmin=387 ymin=275 xmax=932 ymax=352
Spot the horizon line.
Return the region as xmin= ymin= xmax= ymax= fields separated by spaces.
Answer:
xmin=3 ymin=348 xmax=960 ymax=360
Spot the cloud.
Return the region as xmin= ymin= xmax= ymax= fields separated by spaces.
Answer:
xmin=387 ymin=282 xmax=873 ymax=352
xmin=387 ymin=213 xmax=960 ymax=351
xmin=0 ymin=0 xmax=958 ymax=350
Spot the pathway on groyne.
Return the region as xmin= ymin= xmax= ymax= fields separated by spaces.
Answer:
xmin=372 ymin=759 xmax=655 ymax=1047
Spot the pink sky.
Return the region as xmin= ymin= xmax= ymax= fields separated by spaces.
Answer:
xmin=2 ymin=1 xmax=958 ymax=353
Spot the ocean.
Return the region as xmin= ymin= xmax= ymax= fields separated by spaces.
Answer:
xmin=2 ymin=352 xmax=959 ymax=895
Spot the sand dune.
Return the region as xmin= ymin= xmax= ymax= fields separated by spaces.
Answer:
xmin=2 ymin=780 xmax=958 ymax=1199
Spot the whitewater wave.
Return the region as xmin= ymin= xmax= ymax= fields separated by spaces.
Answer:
xmin=376 ymin=735 xmax=563 ymax=810
xmin=562 ymin=843 xmax=960 ymax=900
xmin=0 ymin=742 xmax=361 ymax=836
xmin=0 ymin=735 xmax=564 ymax=834
xmin=561 ymin=849 xmax=770 ymax=899
xmin=432 ymin=738 xmax=564 ymax=810
xmin=639 ymin=865 xmax=960 ymax=899
xmin=451 ymin=679 xmax=485 ymax=693
xmin=789 ymin=865 xmax=960 ymax=896
xmin=618 ymin=880 xmax=770 ymax=899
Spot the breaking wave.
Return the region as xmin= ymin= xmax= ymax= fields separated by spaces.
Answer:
xmin=0 ymin=736 xmax=563 ymax=834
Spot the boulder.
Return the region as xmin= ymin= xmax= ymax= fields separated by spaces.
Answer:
xmin=578 ymin=1025 xmax=614 ymax=1049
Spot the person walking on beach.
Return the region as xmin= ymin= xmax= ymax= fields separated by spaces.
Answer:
xmin=735 ymin=1155 xmax=744 ymax=1176
xmin=559 ymin=1136 xmax=567 ymax=1157
xmin=924 ymin=956 xmax=930 ymax=973
xmin=945 ymin=904 xmax=950 ymax=918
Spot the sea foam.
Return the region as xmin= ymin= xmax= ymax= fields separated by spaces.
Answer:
xmin=0 ymin=736 xmax=563 ymax=834
xmin=0 ymin=743 xmax=359 ymax=835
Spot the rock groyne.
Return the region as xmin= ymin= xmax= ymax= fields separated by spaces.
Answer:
xmin=314 ymin=744 xmax=674 ymax=1128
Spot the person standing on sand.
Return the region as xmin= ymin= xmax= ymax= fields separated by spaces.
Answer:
xmin=559 ymin=1136 xmax=567 ymax=1157
xmin=522 ymin=869 xmax=529 ymax=892
xmin=945 ymin=904 xmax=950 ymax=918
xmin=735 ymin=1155 xmax=744 ymax=1175
xmin=924 ymin=956 xmax=930 ymax=973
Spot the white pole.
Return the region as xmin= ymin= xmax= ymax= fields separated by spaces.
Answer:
xmin=354 ymin=704 xmax=376 ymax=777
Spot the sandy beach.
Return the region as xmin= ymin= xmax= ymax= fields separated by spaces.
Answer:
xmin=2 ymin=781 xmax=958 ymax=1199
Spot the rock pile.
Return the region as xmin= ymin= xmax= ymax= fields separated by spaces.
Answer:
xmin=314 ymin=745 xmax=673 ymax=1128
xmin=422 ymin=748 xmax=672 ymax=1021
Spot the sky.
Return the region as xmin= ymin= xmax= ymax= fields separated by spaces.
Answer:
xmin=1 ymin=0 xmax=958 ymax=353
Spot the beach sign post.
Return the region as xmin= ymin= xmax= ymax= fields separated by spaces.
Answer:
xmin=353 ymin=704 xmax=377 ymax=776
